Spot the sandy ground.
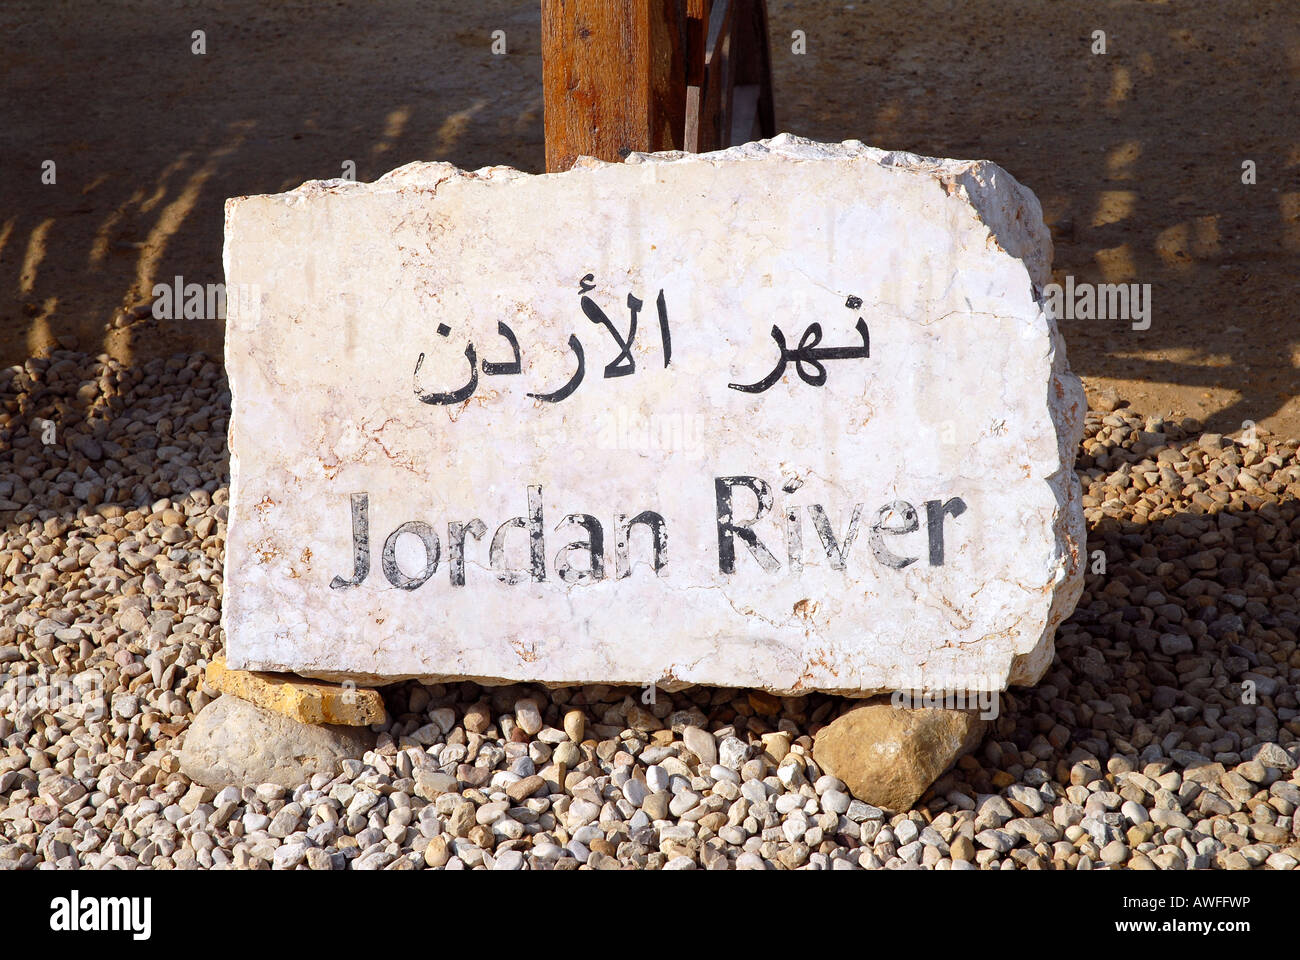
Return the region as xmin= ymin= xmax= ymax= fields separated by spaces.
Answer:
xmin=1 ymin=0 xmax=1298 ymax=434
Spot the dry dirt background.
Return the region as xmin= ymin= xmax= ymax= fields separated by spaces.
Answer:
xmin=1 ymin=0 xmax=1297 ymax=434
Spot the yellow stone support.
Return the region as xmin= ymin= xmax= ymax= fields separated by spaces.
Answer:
xmin=205 ymin=657 xmax=385 ymax=726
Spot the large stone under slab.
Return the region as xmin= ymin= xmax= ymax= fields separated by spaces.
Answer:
xmin=812 ymin=698 xmax=987 ymax=810
xmin=179 ymin=695 xmax=375 ymax=789
xmin=222 ymin=134 xmax=1084 ymax=695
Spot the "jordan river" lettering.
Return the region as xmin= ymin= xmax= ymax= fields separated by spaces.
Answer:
xmin=327 ymin=478 xmax=967 ymax=590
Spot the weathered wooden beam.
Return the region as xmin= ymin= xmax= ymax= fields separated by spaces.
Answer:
xmin=541 ymin=0 xmax=687 ymax=173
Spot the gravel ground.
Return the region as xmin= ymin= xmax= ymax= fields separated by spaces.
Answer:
xmin=0 ymin=350 xmax=1298 ymax=870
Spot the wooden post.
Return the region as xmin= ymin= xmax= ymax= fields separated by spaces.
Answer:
xmin=541 ymin=0 xmax=774 ymax=173
xmin=541 ymin=0 xmax=688 ymax=173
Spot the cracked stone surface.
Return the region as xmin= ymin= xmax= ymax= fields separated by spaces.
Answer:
xmin=222 ymin=133 xmax=1085 ymax=695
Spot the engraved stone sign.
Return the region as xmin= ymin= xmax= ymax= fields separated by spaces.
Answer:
xmin=222 ymin=135 xmax=1085 ymax=695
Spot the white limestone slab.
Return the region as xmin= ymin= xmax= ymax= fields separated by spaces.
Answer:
xmin=222 ymin=134 xmax=1085 ymax=695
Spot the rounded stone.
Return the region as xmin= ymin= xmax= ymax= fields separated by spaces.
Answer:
xmin=179 ymin=695 xmax=374 ymax=789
